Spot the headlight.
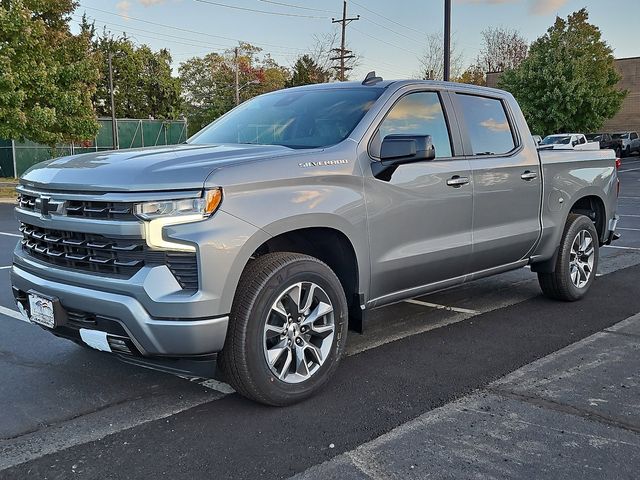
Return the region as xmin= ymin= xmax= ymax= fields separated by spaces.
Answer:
xmin=135 ymin=189 xmax=222 ymax=252
xmin=135 ymin=189 xmax=222 ymax=220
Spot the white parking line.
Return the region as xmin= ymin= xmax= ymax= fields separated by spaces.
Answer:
xmin=620 ymin=214 xmax=640 ymax=218
xmin=0 ymin=265 xmax=11 ymax=270
xmin=0 ymin=231 xmax=20 ymax=238
xmin=618 ymin=227 xmax=640 ymax=232
xmin=404 ymin=299 xmax=479 ymax=315
xmin=0 ymin=305 xmax=28 ymax=323
xmin=604 ymin=245 xmax=640 ymax=251
xmin=618 ymin=166 xmax=640 ymax=173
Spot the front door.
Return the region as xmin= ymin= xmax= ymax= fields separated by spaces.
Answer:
xmin=364 ymin=91 xmax=473 ymax=302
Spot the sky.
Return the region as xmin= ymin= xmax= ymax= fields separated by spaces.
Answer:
xmin=71 ymin=0 xmax=640 ymax=80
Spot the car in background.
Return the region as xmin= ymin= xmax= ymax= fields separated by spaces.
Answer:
xmin=612 ymin=132 xmax=640 ymax=157
xmin=540 ymin=133 xmax=600 ymax=151
xmin=585 ymin=133 xmax=623 ymax=156
xmin=532 ymin=135 xmax=543 ymax=145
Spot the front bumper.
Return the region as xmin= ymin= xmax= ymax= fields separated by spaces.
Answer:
xmin=11 ymin=265 xmax=228 ymax=356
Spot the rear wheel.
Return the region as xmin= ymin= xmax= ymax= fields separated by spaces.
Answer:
xmin=538 ymin=214 xmax=599 ymax=301
xmin=219 ymin=252 xmax=348 ymax=406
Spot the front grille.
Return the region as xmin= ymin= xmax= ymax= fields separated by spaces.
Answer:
xmin=20 ymin=222 xmax=199 ymax=290
xmin=17 ymin=193 xmax=137 ymax=220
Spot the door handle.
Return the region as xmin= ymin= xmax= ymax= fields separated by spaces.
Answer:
xmin=521 ymin=171 xmax=538 ymax=181
xmin=446 ymin=175 xmax=470 ymax=187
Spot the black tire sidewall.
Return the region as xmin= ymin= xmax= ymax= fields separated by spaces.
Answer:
xmin=242 ymin=258 xmax=348 ymax=405
xmin=557 ymin=215 xmax=599 ymax=300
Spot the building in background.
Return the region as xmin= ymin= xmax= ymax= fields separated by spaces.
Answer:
xmin=486 ymin=56 xmax=640 ymax=134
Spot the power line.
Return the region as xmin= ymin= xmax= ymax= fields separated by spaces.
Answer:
xmin=256 ymin=0 xmax=334 ymax=14
xmin=351 ymin=25 xmax=420 ymax=57
xmin=77 ymin=5 xmax=308 ymax=54
xmin=350 ymin=0 xmax=424 ymax=36
xmin=193 ymin=0 xmax=329 ymax=19
xmin=359 ymin=14 xmax=423 ymax=45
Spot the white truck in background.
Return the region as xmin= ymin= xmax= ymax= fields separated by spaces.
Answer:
xmin=540 ymin=133 xmax=600 ymax=151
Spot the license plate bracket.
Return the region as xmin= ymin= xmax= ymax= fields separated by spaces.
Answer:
xmin=27 ymin=292 xmax=62 ymax=328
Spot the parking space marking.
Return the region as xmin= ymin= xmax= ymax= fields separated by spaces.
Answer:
xmin=618 ymin=227 xmax=640 ymax=232
xmin=0 ymin=265 xmax=10 ymax=270
xmin=404 ymin=299 xmax=479 ymax=315
xmin=619 ymin=196 xmax=640 ymax=199
xmin=0 ymin=232 xmax=20 ymax=238
xmin=0 ymin=305 xmax=28 ymax=323
xmin=620 ymin=214 xmax=640 ymax=218
xmin=618 ymin=167 xmax=640 ymax=173
xmin=604 ymin=245 xmax=640 ymax=251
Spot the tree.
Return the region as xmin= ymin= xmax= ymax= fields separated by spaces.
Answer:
xmin=418 ymin=32 xmax=463 ymax=80
xmin=454 ymin=65 xmax=486 ymax=86
xmin=287 ymin=55 xmax=330 ymax=87
xmin=476 ymin=27 xmax=528 ymax=74
xmin=499 ymin=9 xmax=625 ymax=135
xmin=179 ymin=44 xmax=289 ymax=136
xmin=89 ymin=27 xmax=182 ymax=119
xmin=310 ymin=31 xmax=358 ymax=81
xmin=0 ymin=0 xmax=100 ymax=146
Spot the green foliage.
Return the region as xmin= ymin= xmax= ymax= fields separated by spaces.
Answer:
xmin=499 ymin=9 xmax=625 ymax=136
xmin=287 ymin=54 xmax=330 ymax=87
xmin=0 ymin=0 xmax=100 ymax=146
xmin=88 ymin=26 xmax=182 ymax=120
xmin=179 ymin=44 xmax=289 ymax=136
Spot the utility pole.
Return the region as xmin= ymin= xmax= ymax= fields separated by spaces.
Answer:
xmin=234 ymin=47 xmax=240 ymax=106
xmin=108 ymin=53 xmax=119 ymax=150
xmin=331 ymin=1 xmax=359 ymax=81
xmin=443 ymin=0 xmax=451 ymax=81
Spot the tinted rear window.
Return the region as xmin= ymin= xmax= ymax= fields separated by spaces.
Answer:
xmin=456 ymin=94 xmax=516 ymax=155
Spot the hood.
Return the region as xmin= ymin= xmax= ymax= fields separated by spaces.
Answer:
xmin=20 ymin=143 xmax=301 ymax=192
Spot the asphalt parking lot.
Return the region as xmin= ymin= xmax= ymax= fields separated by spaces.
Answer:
xmin=1 ymin=157 xmax=639 ymax=479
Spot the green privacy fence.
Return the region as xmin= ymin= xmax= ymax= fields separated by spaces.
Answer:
xmin=0 ymin=118 xmax=188 ymax=178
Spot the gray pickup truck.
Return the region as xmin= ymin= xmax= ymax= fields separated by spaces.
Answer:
xmin=11 ymin=76 xmax=619 ymax=405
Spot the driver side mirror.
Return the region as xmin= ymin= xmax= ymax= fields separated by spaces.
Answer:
xmin=380 ymin=134 xmax=436 ymax=162
xmin=372 ymin=134 xmax=435 ymax=181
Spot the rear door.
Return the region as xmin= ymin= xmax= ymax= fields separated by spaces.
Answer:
xmin=452 ymin=92 xmax=541 ymax=273
xmin=364 ymin=89 xmax=473 ymax=301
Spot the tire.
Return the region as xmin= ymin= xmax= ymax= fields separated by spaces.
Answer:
xmin=219 ymin=252 xmax=348 ymax=406
xmin=623 ymin=146 xmax=630 ymax=157
xmin=538 ymin=214 xmax=599 ymax=301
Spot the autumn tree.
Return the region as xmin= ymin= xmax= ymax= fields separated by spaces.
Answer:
xmin=179 ymin=44 xmax=289 ymax=135
xmin=0 ymin=0 xmax=100 ymax=145
xmin=476 ymin=26 xmax=528 ymax=73
xmin=499 ymin=9 xmax=625 ymax=135
xmin=454 ymin=65 xmax=486 ymax=86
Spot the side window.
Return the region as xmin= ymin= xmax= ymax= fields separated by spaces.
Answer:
xmin=579 ymin=136 xmax=586 ymax=145
xmin=632 ymin=133 xmax=638 ymax=140
xmin=378 ymin=92 xmax=452 ymax=158
xmin=456 ymin=94 xmax=516 ymax=155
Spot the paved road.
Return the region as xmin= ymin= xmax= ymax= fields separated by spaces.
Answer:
xmin=0 ymin=160 xmax=639 ymax=479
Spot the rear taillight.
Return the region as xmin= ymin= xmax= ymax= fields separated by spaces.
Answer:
xmin=616 ymin=158 xmax=622 ymax=169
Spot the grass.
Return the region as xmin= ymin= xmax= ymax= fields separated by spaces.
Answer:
xmin=0 ymin=186 xmax=17 ymax=200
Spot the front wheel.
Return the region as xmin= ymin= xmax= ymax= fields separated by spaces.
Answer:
xmin=538 ymin=214 xmax=599 ymax=301
xmin=219 ymin=252 xmax=348 ymax=406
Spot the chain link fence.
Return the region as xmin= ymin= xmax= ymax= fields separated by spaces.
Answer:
xmin=0 ymin=118 xmax=188 ymax=178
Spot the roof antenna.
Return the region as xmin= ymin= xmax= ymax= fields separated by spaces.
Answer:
xmin=362 ymin=71 xmax=383 ymax=85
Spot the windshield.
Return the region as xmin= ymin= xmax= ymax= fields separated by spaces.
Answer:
xmin=541 ymin=135 xmax=571 ymax=145
xmin=613 ymin=133 xmax=629 ymax=139
xmin=585 ymin=134 xmax=602 ymax=141
xmin=189 ymin=88 xmax=383 ymax=149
